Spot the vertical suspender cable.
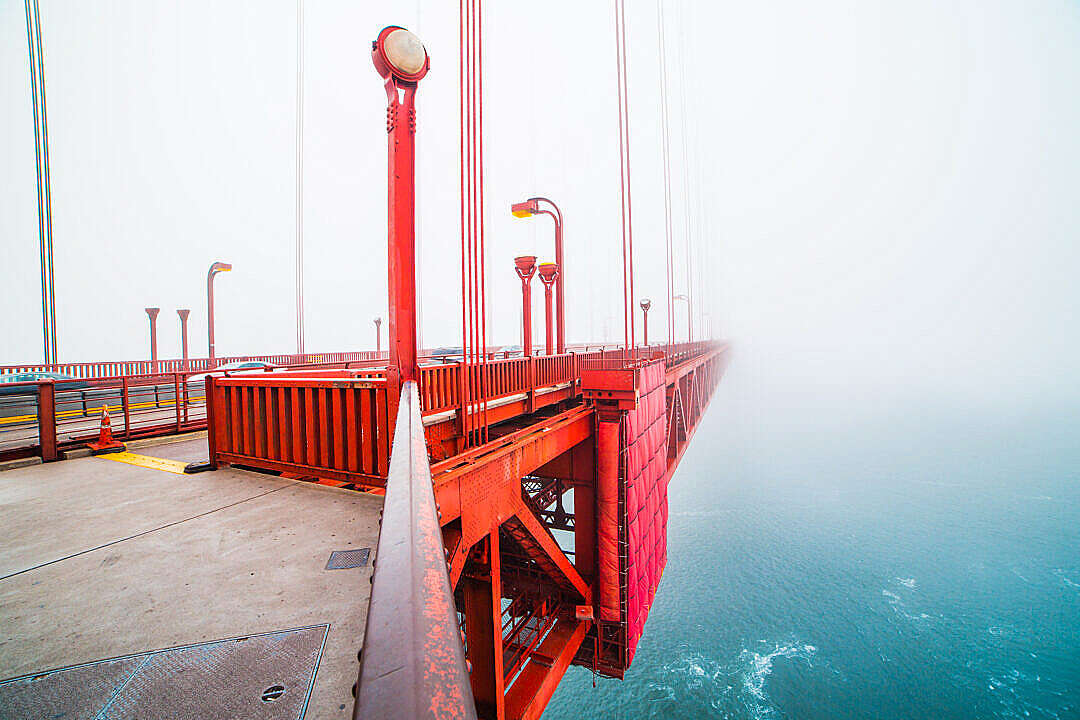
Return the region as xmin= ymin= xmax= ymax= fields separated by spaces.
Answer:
xmin=295 ymin=0 xmax=305 ymax=355
xmin=459 ymin=0 xmax=488 ymax=447
xmin=26 ymin=0 xmax=56 ymax=365
xmin=620 ymin=0 xmax=636 ymax=355
xmin=458 ymin=0 xmax=470 ymax=445
xmin=613 ymin=0 xmax=636 ymax=357
xmin=676 ymin=1 xmax=693 ymax=343
xmin=613 ymin=0 xmax=629 ymax=355
xmin=35 ymin=0 xmax=55 ymax=364
xmin=476 ymin=0 xmax=489 ymax=440
xmin=24 ymin=0 xmax=47 ymax=364
xmin=656 ymin=0 xmax=675 ymax=347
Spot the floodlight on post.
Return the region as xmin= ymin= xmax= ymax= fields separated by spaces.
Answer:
xmin=372 ymin=25 xmax=429 ymax=386
xmin=510 ymin=196 xmax=564 ymax=353
xmin=206 ymin=262 xmax=232 ymax=364
xmin=639 ymin=298 xmax=651 ymax=347
xmin=537 ymin=262 xmax=559 ymax=356
xmin=177 ymin=309 xmax=191 ymax=371
xmin=374 ymin=316 xmax=383 ymax=354
xmin=144 ymin=308 xmax=160 ymax=371
xmin=514 ymin=256 xmax=538 ymax=358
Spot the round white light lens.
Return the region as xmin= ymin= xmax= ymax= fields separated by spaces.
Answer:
xmin=384 ymin=29 xmax=426 ymax=75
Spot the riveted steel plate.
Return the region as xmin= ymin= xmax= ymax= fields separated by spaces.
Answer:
xmin=325 ymin=548 xmax=370 ymax=570
xmin=0 ymin=624 xmax=328 ymax=720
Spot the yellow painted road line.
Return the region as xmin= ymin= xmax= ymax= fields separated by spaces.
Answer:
xmin=98 ymin=451 xmax=189 ymax=475
xmin=0 ymin=395 xmax=206 ymax=426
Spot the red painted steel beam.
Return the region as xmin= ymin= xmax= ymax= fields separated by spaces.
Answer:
xmin=504 ymin=617 xmax=588 ymax=720
xmin=354 ymin=381 xmax=475 ymax=720
xmin=432 ymin=406 xmax=593 ymax=531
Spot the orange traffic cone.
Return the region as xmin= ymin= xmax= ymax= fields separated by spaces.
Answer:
xmin=88 ymin=404 xmax=125 ymax=455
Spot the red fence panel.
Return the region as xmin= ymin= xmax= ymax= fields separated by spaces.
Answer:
xmin=208 ymin=373 xmax=390 ymax=486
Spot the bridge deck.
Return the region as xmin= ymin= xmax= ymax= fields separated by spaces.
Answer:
xmin=0 ymin=436 xmax=380 ymax=719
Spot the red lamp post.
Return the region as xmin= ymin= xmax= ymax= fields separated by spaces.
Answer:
xmin=639 ymin=298 xmax=651 ymax=347
xmin=177 ymin=309 xmax=190 ymax=370
xmin=372 ymin=26 xmax=429 ymax=385
xmin=537 ymin=262 xmax=559 ymax=355
xmin=511 ymin=197 xmax=564 ymax=353
xmin=374 ymin=316 xmax=383 ymax=355
xmin=145 ymin=307 xmax=160 ymax=370
xmin=207 ymin=261 xmax=232 ymax=364
xmin=514 ymin=256 xmax=538 ymax=358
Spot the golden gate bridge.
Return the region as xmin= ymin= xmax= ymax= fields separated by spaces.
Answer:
xmin=1 ymin=3 xmax=728 ymax=719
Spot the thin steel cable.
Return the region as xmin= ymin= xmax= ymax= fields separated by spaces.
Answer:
xmin=676 ymin=0 xmax=693 ymax=342
xmin=34 ymin=0 xmax=55 ymax=363
xmin=476 ymin=0 xmax=488 ymax=441
xmin=24 ymin=0 xmax=47 ymax=364
xmin=656 ymin=0 xmax=675 ymax=346
xmin=619 ymin=0 xmax=636 ymax=354
xmin=614 ymin=0 xmax=629 ymax=356
xmin=295 ymin=0 xmax=305 ymax=355
xmin=458 ymin=0 xmax=470 ymax=444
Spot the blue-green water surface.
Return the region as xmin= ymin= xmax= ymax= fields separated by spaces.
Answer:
xmin=545 ymin=382 xmax=1080 ymax=719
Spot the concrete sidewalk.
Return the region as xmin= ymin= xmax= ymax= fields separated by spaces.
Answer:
xmin=0 ymin=435 xmax=382 ymax=718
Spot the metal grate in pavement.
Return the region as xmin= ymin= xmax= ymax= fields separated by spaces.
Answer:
xmin=325 ymin=548 xmax=370 ymax=570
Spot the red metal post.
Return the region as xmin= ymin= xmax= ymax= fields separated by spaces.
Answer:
xmin=538 ymin=262 xmax=559 ymax=356
xmin=177 ymin=309 xmax=190 ymax=371
xmin=207 ymin=262 xmax=232 ymax=364
xmin=639 ymin=298 xmax=651 ymax=347
xmin=144 ymin=307 xmax=159 ymax=371
xmin=514 ymin=256 xmax=537 ymax=358
xmin=372 ymin=26 xmax=429 ymax=385
xmin=37 ymin=380 xmax=57 ymax=461
xmin=374 ymin=316 xmax=382 ymax=354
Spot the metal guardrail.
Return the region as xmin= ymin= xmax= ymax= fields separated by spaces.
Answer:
xmin=0 ymin=350 xmax=388 ymax=380
xmin=354 ymin=381 xmax=476 ymax=720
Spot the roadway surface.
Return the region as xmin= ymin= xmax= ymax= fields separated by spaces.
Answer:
xmin=0 ymin=436 xmax=381 ymax=719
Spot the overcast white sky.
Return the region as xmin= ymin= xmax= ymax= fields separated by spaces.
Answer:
xmin=2 ymin=0 xmax=1079 ymax=409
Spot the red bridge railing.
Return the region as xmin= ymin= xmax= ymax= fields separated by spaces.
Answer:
xmin=207 ymin=373 xmax=392 ymax=486
xmin=354 ymin=381 xmax=476 ymax=719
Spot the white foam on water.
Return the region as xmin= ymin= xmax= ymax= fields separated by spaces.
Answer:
xmin=896 ymin=577 xmax=917 ymax=589
xmin=738 ymin=641 xmax=818 ymax=715
xmin=882 ymin=589 xmax=901 ymax=602
xmin=1052 ymin=569 xmax=1079 ymax=589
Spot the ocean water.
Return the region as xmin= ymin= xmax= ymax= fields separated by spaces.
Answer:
xmin=545 ymin=377 xmax=1080 ymax=719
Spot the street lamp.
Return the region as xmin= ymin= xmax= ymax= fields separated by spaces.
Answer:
xmin=207 ymin=261 xmax=232 ymax=363
xmin=177 ymin=309 xmax=191 ymax=371
xmin=639 ymin=299 xmax=651 ymax=347
xmin=374 ymin=317 xmax=383 ymax=354
xmin=373 ymin=26 xmax=429 ymax=384
xmin=510 ymin=196 xmax=564 ymax=353
xmin=537 ymin=262 xmax=559 ymax=356
xmin=144 ymin=307 xmax=160 ymax=370
xmin=514 ymin=256 xmax=538 ymax=358
xmin=673 ymin=293 xmax=691 ymax=344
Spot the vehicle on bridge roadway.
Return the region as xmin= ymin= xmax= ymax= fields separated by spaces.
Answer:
xmin=0 ymin=372 xmax=89 ymax=396
xmin=186 ymin=361 xmax=278 ymax=384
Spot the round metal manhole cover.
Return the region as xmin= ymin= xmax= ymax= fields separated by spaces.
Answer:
xmin=261 ymin=685 xmax=286 ymax=702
